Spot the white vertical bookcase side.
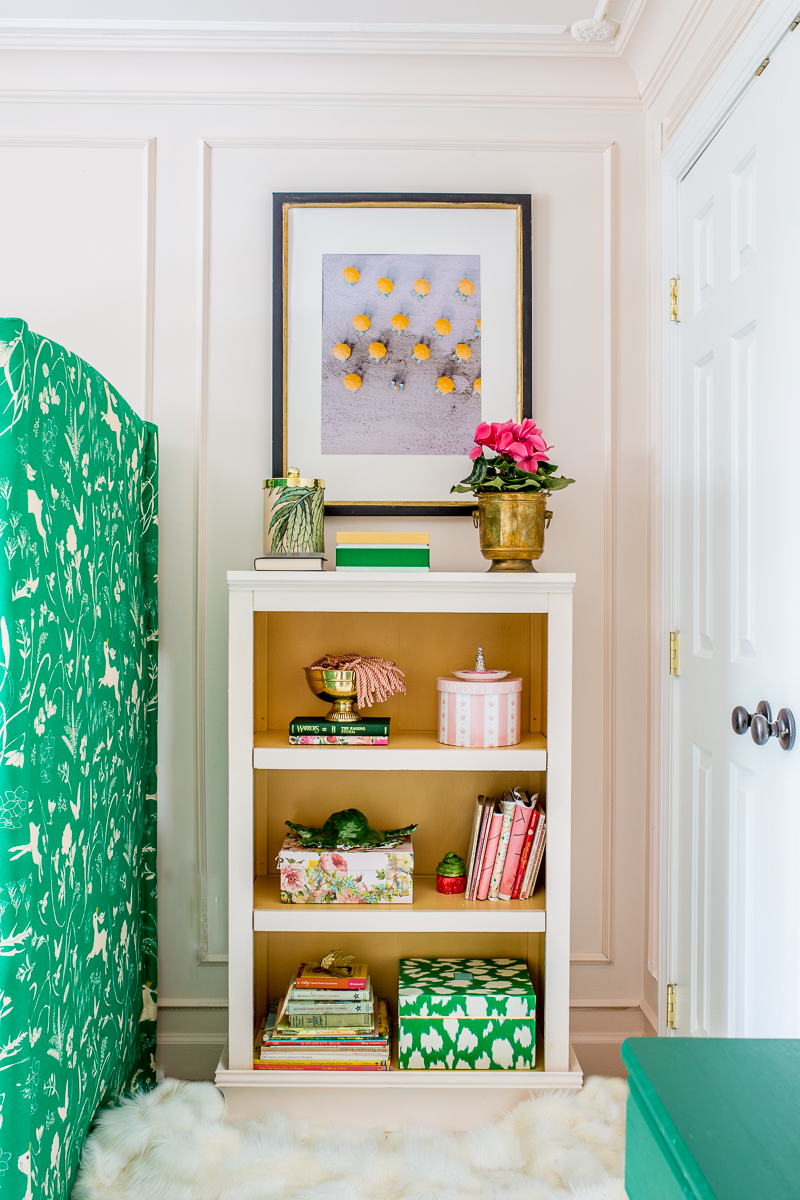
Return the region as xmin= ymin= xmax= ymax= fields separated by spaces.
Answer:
xmin=228 ymin=586 xmax=255 ymax=1069
xmin=543 ymin=588 xmax=573 ymax=1073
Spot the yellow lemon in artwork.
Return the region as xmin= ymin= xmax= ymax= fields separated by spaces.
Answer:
xmin=343 ymin=373 xmax=362 ymax=392
xmin=343 ymin=266 xmax=360 ymax=285
xmin=391 ymin=313 xmax=409 ymax=333
xmin=436 ymin=376 xmax=455 ymax=395
xmin=353 ymin=314 xmax=371 ymax=335
xmin=433 ymin=318 xmax=451 ymax=339
xmin=376 ymin=277 xmax=394 ymax=296
xmin=474 ymin=317 xmax=481 ymax=336
xmin=453 ymin=343 xmax=472 ymax=362
xmin=456 ymin=278 xmax=475 ymax=299
xmin=412 ymin=278 xmax=430 ymax=299
xmin=473 ymin=377 xmax=482 ymax=395
xmin=332 ymin=343 xmax=351 ymax=362
xmin=412 ymin=343 xmax=430 ymax=362
xmin=368 ymin=341 xmax=387 ymax=361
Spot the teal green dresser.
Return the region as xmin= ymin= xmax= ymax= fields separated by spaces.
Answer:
xmin=622 ymin=1037 xmax=800 ymax=1199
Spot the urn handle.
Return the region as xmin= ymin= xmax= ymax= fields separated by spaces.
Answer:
xmin=545 ymin=510 xmax=553 ymax=528
xmin=472 ymin=509 xmax=480 ymax=529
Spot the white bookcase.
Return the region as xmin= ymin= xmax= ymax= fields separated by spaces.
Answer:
xmin=216 ymin=571 xmax=582 ymax=1126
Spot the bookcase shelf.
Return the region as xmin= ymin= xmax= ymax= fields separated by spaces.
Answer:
xmin=253 ymin=874 xmax=546 ymax=933
xmin=253 ymin=729 xmax=547 ymax=771
xmin=221 ymin=571 xmax=580 ymax=1126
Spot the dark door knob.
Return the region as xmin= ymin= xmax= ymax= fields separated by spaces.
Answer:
xmin=731 ymin=701 xmax=795 ymax=750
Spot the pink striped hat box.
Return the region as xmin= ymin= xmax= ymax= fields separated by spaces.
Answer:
xmin=436 ymin=675 xmax=523 ymax=748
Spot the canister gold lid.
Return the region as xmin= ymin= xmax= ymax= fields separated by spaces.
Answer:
xmin=264 ymin=467 xmax=324 ymax=489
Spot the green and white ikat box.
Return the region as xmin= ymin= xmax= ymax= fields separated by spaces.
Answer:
xmin=398 ymin=957 xmax=537 ymax=1070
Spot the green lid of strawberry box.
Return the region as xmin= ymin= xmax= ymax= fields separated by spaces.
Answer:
xmin=436 ymin=851 xmax=466 ymax=877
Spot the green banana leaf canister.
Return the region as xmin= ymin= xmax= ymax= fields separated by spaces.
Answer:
xmin=263 ymin=468 xmax=325 ymax=554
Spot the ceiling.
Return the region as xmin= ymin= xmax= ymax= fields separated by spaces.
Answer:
xmin=0 ymin=1 xmax=640 ymax=45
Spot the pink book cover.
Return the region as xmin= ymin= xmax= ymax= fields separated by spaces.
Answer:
xmin=468 ymin=799 xmax=495 ymax=900
xmin=498 ymin=799 xmax=535 ymax=900
xmin=511 ymin=811 xmax=539 ymax=900
xmin=476 ymin=805 xmax=503 ymax=901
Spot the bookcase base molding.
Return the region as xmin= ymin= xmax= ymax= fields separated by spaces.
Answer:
xmin=219 ymin=572 xmax=578 ymax=1117
xmin=216 ymin=1045 xmax=583 ymax=1128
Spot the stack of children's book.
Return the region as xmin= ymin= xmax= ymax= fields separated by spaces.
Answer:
xmin=288 ymin=715 xmax=390 ymax=746
xmin=254 ymin=960 xmax=392 ymax=1070
xmin=463 ymin=789 xmax=546 ymax=902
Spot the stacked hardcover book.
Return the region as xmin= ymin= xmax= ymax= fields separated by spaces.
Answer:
xmin=254 ymin=962 xmax=392 ymax=1070
xmin=463 ymin=789 xmax=547 ymax=901
xmin=335 ymin=531 xmax=430 ymax=572
xmin=288 ymin=716 xmax=390 ymax=746
xmin=254 ymin=553 xmax=325 ymax=572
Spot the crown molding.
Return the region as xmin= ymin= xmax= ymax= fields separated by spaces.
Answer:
xmin=640 ymin=0 xmax=715 ymax=109
xmin=0 ymin=17 xmax=627 ymax=57
xmin=0 ymin=89 xmax=644 ymax=111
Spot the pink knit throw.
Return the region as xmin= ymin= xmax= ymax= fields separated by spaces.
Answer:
xmin=308 ymin=653 xmax=407 ymax=709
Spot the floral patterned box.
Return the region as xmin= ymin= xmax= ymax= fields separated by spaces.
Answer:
xmin=398 ymin=957 xmax=536 ymax=1070
xmin=278 ymin=836 xmax=414 ymax=904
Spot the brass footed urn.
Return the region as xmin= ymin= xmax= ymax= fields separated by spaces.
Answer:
xmin=452 ymin=419 xmax=574 ymax=572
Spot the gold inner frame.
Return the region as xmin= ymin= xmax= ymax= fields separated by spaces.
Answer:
xmin=280 ymin=200 xmax=525 ymax=508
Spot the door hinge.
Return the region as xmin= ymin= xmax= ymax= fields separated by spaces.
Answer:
xmin=670 ymin=631 xmax=680 ymax=676
xmin=791 ymin=14 xmax=800 ymax=32
xmin=669 ymin=277 xmax=679 ymax=322
xmin=755 ymin=57 xmax=770 ymax=76
xmin=667 ymin=983 xmax=677 ymax=1029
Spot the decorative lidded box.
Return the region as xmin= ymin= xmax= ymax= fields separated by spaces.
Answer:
xmin=278 ymin=836 xmax=414 ymax=905
xmin=437 ymin=675 xmax=522 ymax=747
xmin=398 ymin=957 xmax=536 ymax=1070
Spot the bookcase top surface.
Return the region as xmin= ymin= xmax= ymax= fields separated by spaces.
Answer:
xmin=228 ymin=571 xmax=576 ymax=595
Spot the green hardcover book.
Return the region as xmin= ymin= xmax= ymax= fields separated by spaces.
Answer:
xmin=289 ymin=717 xmax=391 ymax=737
xmin=335 ymin=545 xmax=430 ymax=571
xmin=288 ymin=1011 xmax=373 ymax=1029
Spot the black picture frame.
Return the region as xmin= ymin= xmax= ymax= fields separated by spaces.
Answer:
xmin=272 ymin=191 xmax=532 ymax=516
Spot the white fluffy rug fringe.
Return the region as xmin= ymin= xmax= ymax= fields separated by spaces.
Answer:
xmin=73 ymin=1076 xmax=628 ymax=1200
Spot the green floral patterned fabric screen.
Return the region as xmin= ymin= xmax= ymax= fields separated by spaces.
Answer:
xmin=0 ymin=319 xmax=158 ymax=1199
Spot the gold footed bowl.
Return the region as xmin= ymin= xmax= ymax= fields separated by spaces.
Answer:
xmin=304 ymin=667 xmax=361 ymax=722
xmin=472 ymin=492 xmax=553 ymax=572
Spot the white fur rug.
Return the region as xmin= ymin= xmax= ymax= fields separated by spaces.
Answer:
xmin=73 ymin=1076 xmax=627 ymax=1200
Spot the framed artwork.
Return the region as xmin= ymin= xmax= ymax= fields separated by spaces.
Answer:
xmin=272 ymin=192 xmax=532 ymax=515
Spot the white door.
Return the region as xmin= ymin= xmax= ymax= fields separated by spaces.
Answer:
xmin=671 ymin=29 xmax=800 ymax=1037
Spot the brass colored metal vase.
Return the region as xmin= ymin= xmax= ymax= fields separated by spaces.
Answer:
xmin=472 ymin=493 xmax=553 ymax=572
xmin=304 ymin=668 xmax=361 ymax=721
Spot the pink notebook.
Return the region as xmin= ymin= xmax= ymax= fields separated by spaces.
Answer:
xmin=498 ymin=798 xmax=535 ymax=900
xmin=476 ymin=804 xmax=503 ymax=901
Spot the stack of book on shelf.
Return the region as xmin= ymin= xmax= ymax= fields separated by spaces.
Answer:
xmin=335 ymin=531 xmax=430 ymax=572
xmin=288 ymin=715 xmax=390 ymax=746
xmin=463 ymin=789 xmax=547 ymax=902
xmin=254 ymin=553 xmax=325 ymax=572
xmin=254 ymin=961 xmax=392 ymax=1071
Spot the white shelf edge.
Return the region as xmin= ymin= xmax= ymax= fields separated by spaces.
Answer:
xmin=253 ymin=746 xmax=547 ymax=771
xmin=253 ymin=907 xmax=546 ymax=934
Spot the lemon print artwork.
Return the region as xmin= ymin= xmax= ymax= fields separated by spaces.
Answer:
xmin=321 ymin=252 xmax=481 ymax=457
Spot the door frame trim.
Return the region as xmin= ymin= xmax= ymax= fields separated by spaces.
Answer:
xmin=658 ymin=0 xmax=800 ymax=1035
